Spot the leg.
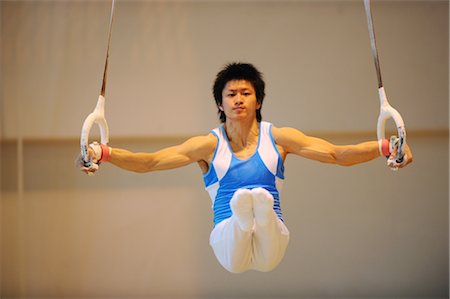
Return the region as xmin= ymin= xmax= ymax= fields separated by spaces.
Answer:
xmin=209 ymin=189 xmax=254 ymax=273
xmin=251 ymin=187 xmax=290 ymax=272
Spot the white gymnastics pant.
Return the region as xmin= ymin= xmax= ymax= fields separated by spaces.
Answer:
xmin=209 ymin=188 xmax=290 ymax=273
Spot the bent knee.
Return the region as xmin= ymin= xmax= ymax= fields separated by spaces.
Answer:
xmin=231 ymin=189 xmax=252 ymax=203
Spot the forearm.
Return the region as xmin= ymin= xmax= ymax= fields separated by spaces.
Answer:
xmin=333 ymin=141 xmax=380 ymax=166
xmin=108 ymin=148 xmax=156 ymax=173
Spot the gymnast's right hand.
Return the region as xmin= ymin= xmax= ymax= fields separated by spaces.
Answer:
xmin=76 ymin=142 xmax=102 ymax=175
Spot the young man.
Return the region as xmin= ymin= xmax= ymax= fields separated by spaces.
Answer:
xmin=80 ymin=62 xmax=413 ymax=273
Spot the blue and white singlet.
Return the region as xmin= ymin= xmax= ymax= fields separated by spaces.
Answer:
xmin=203 ymin=121 xmax=285 ymax=226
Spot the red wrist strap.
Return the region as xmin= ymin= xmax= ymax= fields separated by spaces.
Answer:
xmin=100 ymin=144 xmax=111 ymax=162
xmin=381 ymin=139 xmax=390 ymax=157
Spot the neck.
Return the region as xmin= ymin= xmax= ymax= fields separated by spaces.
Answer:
xmin=224 ymin=118 xmax=259 ymax=148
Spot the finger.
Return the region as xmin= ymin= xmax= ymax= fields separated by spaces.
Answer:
xmin=388 ymin=154 xmax=409 ymax=169
xmin=387 ymin=159 xmax=399 ymax=171
xmin=80 ymin=165 xmax=97 ymax=174
xmin=88 ymin=147 xmax=96 ymax=158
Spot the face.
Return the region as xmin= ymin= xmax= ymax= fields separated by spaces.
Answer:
xmin=220 ymin=80 xmax=261 ymax=122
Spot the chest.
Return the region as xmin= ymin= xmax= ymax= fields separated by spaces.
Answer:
xmin=229 ymin=142 xmax=286 ymax=161
xmin=229 ymin=141 xmax=258 ymax=160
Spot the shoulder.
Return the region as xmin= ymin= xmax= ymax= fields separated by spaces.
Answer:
xmin=183 ymin=133 xmax=218 ymax=172
xmin=184 ymin=133 xmax=218 ymax=152
xmin=271 ymin=126 xmax=307 ymax=141
xmin=271 ymin=125 xmax=309 ymax=153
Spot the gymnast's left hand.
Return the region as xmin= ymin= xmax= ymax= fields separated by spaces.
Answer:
xmin=387 ymin=143 xmax=413 ymax=170
xmin=75 ymin=142 xmax=101 ymax=175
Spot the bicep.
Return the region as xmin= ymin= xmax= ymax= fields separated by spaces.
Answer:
xmin=150 ymin=135 xmax=216 ymax=171
xmin=274 ymin=127 xmax=337 ymax=163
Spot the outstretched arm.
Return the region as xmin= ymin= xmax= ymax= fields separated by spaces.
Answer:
xmin=81 ymin=134 xmax=217 ymax=174
xmin=273 ymin=127 xmax=412 ymax=168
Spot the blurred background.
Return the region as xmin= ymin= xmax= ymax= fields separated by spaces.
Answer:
xmin=1 ymin=0 xmax=448 ymax=298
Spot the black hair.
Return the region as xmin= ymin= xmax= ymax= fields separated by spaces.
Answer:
xmin=212 ymin=62 xmax=265 ymax=123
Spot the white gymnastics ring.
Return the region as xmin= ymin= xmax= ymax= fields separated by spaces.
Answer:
xmin=377 ymin=87 xmax=406 ymax=164
xmin=80 ymin=95 xmax=109 ymax=169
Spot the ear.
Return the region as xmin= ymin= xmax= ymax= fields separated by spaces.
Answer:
xmin=256 ymin=102 xmax=261 ymax=110
xmin=218 ymin=105 xmax=224 ymax=111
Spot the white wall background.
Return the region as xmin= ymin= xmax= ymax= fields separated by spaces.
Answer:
xmin=1 ymin=1 xmax=448 ymax=298
xmin=2 ymin=0 xmax=448 ymax=138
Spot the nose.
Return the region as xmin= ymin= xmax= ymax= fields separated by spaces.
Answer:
xmin=234 ymin=93 xmax=244 ymax=105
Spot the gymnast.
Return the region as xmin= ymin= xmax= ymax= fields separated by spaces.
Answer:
xmin=79 ymin=62 xmax=413 ymax=273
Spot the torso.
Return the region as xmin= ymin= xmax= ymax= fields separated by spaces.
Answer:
xmin=203 ymin=121 xmax=286 ymax=225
